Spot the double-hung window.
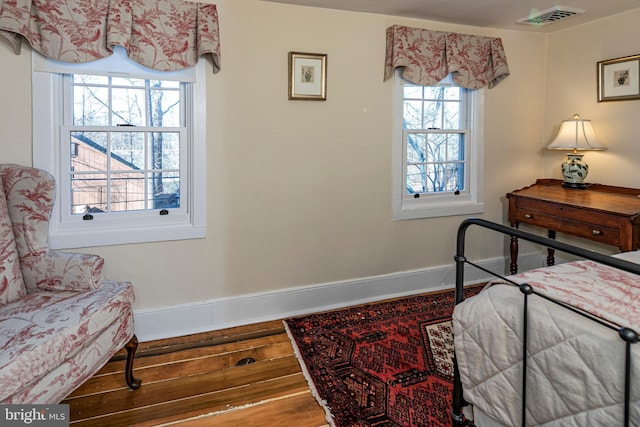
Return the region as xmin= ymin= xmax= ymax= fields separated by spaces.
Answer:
xmin=393 ymin=72 xmax=484 ymax=220
xmin=32 ymin=47 xmax=206 ymax=249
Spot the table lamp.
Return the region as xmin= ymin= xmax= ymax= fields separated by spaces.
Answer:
xmin=547 ymin=114 xmax=607 ymax=188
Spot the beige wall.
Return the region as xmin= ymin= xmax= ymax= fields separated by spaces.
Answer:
xmin=544 ymin=9 xmax=640 ymax=187
xmin=0 ymin=0 xmax=550 ymax=310
xmin=1 ymin=44 xmax=32 ymax=166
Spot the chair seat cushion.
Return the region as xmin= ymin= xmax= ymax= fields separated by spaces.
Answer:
xmin=0 ymin=281 xmax=134 ymax=402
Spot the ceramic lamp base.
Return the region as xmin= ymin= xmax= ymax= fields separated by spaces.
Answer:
xmin=561 ymin=153 xmax=588 ymax=189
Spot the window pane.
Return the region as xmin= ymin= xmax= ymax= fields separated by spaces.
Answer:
xmin=112 ymin=87 xmax=146 ymax=126
xmin=71 ymin=173 xmax=107 ymax=214
xmin=148 ymin=132 xmax=180 ymax=170
xmin=443 ymin=102 xmax=461 ymax=129
xmin=149 ymin=89 xmax=180 ymax=127
xmin=423 ymin=101 xmax=442 ymax=129
xmin=406 ymin=164 xmax=425 ymax=194
xmin=447 ymin=134 xmax=464 ymax=160
xmin=403 ymin=85 xmax=422 ymax=99
xmin=111 ymin=172 xmax=145 ymax=212
xmin=444 ymin=163 xmax=462 ymax=191
xmin=424 ymin=87 xmax=444 ymax=100
xmin=161 ymin=132 xmax=180 ymax=169
xmin=147 ymin=172 xmax=180 ymax=209
xmin=111 ymin=132 xmax=145 ymax=169
xmin=406 ymin=133 xmax=426 ymax=163
xmin=74 ymin=86 xmax=109 ymax=126
xmin=70 ymin=131 xmax=107 ymax=172
xmin=427 ymin=162 xmax=452 ymax=192
xmin=427 ymin=133 xmax=447 ymax=162
xmin=403 ymin=100 xmax=422 ymax=129
xmin=444 ymin=86 xmax=461 ymax=100
xmin=425 ymin=163 xmax=440 ymax=192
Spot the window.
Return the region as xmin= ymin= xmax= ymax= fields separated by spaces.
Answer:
xmin=32 ymin=47 xmax=206 ymax=249
xmin=393 ymin=72 xmax=484 ymax=220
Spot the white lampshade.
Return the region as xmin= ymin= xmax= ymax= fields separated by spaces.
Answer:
xmin=547 ymin=114 xmax=607 ymax=152
xmin=547 ymin=114 xmax=606 ymax=189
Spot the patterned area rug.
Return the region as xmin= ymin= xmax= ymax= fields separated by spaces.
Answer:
xmin=285 ymin=287 xmax=480 ymax=427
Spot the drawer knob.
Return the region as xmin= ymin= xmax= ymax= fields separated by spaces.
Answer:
xmin=524 ymin=213 xmax=532 ymax=219
xmin=592 ymin=229 xmax=602 ymax=236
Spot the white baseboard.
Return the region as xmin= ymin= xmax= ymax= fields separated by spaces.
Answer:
xmin=134 ymin=253 xmax=544 ymax=342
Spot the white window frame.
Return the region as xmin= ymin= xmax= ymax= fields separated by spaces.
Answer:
xmin=32 ymin=48 xmax=206 ymax=249
xmin=392 ymin=71 xmax=485 ymax=220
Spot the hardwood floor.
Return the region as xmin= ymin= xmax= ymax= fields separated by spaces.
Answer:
xmin=62 ymin=320 xmax=328 ymax=426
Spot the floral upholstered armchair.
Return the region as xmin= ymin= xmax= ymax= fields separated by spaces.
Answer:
xmin=0 ymin=164 xmax=140 ymax=403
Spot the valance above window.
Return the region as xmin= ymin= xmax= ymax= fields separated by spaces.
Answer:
xmin=0 ymin=0 xmax=221 ymax=73
xmin=384 ymin=25 xmax=509 ymax=89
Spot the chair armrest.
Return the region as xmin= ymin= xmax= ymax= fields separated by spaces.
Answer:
xmin=21 ymin=252 xmax=105 ymax=292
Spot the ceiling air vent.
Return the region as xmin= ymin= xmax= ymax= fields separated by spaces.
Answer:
xmin=517 ymin=6 xmax=585 ymax=26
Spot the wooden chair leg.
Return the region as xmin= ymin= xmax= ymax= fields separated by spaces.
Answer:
xmin=124 ymin=334 xmax=142 ymax=390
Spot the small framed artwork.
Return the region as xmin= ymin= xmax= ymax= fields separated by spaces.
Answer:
xmin=288 ymin=52 xmax=327 ymax=100
xmin=597 ymin=54 xmax=640 ymax=102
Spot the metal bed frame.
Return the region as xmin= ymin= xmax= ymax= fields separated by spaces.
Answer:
xmin=451 ymin=218 xmax=640 ymax=427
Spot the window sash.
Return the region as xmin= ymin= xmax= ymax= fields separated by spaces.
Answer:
xmin=403 ymin=129 xmax=469 ymax=197
xmin=60 ymin=126 xmax=188 ymax=221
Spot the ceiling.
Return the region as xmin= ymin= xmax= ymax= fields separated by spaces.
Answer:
xmin=260 ymin=0 xmax=640 ymax=32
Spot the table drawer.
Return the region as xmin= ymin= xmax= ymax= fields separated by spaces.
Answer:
xmin=513 ymin=208 xmax=620 ymax=246
xmin=516 ymin=198 xmax=625 ymax=228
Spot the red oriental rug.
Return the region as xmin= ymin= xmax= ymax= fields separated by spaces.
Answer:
xmin=285 ymin=287 xmax=481 ymax=427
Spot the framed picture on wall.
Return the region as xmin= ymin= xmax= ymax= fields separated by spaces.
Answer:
xmin=597 ymin=54 xmax=640 ymax=102
xmin=288 ymin=52 xmax=327 ymax=100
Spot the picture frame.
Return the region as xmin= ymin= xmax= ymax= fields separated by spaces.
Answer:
xmin=288 ymin=52 xmax=327 ymax=101
xmin=597 ymin=54 xmax=640 ymax=102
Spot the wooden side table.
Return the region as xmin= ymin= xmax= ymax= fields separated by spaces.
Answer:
xmin=507 ymin=179 xmax=640 ymax=274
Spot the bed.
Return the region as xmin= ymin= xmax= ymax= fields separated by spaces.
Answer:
xmin=451 ymin=218 xmax=640 ymax=427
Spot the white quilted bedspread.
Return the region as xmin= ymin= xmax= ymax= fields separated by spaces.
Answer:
xmin=453 ymin=258 xmax=640 ymax=426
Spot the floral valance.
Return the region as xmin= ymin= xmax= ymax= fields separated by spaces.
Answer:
xmin=384 ymin=25 xmax=509 ymax=89
xmin=0 ymin=0 xmax=221 ymax=73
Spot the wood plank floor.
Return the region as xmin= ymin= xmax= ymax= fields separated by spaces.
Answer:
xmin=62 ymin=320 xmax=329 ymax=426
